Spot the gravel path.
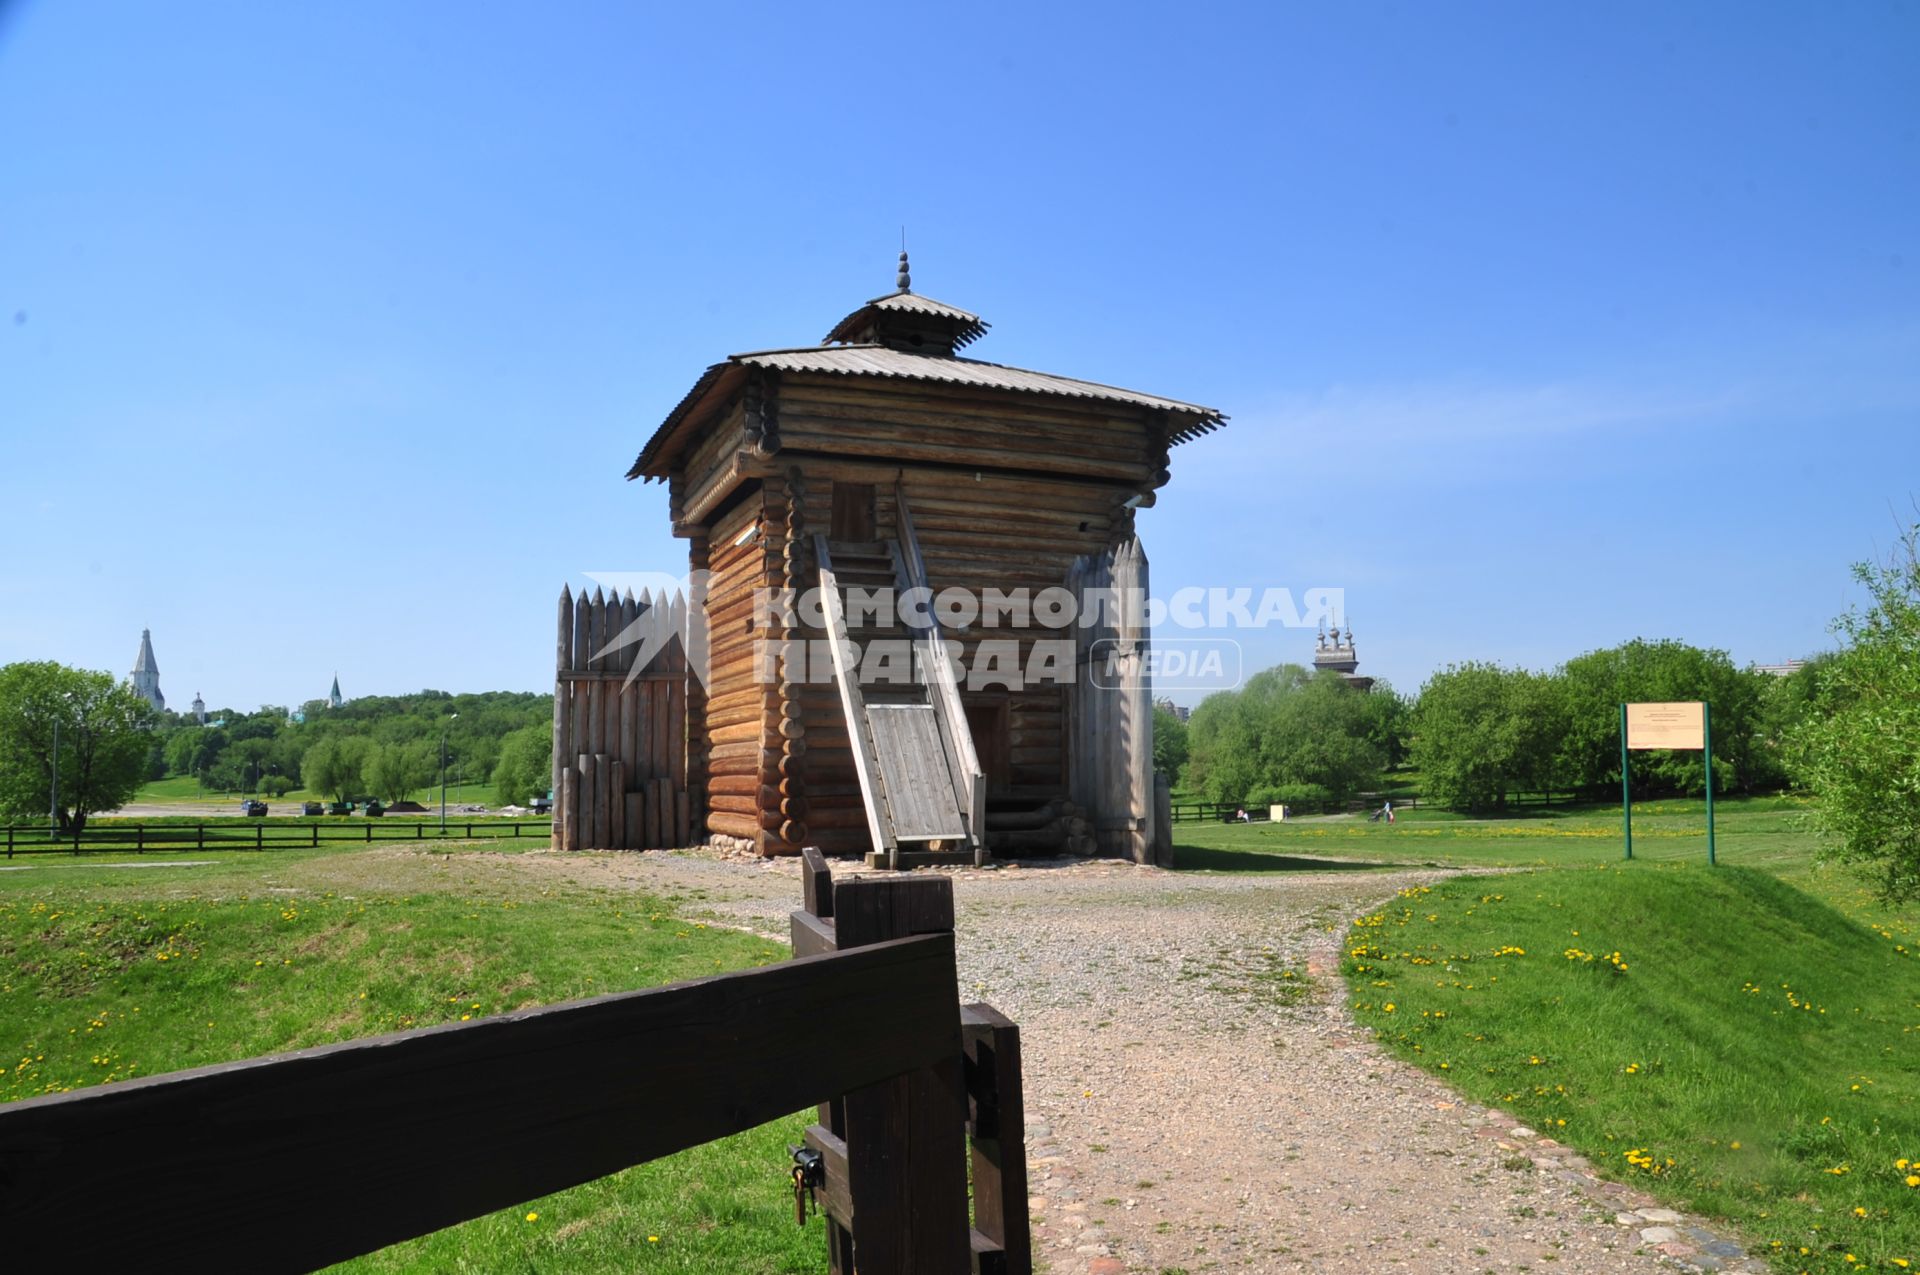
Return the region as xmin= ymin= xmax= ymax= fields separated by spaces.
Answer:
xmin=513 ymin=849 xmax=1766 ymax=1275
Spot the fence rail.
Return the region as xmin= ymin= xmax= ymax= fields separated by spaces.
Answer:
xmin=1169 ymin=789 xmax=1595 ymax=823
xmin=0 ymin=925 xmax=958 ymax=1273
xmin=3 ymin=819 xmax=553 ymax=858
xmin=0 ymin=865 xmax=1029 ymax=1273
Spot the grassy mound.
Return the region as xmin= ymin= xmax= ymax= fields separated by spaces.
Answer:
xmin=1344 ymin=863 xmax=1920 ymax=1272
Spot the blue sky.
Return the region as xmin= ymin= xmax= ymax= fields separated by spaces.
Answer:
xmin=2 ymin=1 xmax=1915 ymax=708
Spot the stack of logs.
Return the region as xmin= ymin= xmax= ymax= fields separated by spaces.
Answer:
xmin=984 ymin=796 xmax=1096 ymax=857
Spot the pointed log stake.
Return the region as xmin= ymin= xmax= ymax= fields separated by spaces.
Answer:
xmin=553 ymin=585 xmax=572 ymax=812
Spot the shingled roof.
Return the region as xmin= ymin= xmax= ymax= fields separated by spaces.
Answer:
xmin=628 ymin=272 xmax=1226 ymax=480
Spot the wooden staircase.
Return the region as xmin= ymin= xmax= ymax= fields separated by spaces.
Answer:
xmin=814 ymin=488 xmax=985 ymax=868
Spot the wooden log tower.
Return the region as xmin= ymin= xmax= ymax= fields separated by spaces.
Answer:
xmin=624 ymin=255 xmax=1224 ymax=863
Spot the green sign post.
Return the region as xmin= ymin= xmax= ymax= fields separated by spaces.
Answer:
xmin=1620 ymin=701 xmax=1716 ymax=865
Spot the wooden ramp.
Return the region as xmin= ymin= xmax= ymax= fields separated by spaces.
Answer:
xmin=815 ymin=490 xmax=984 ymax=868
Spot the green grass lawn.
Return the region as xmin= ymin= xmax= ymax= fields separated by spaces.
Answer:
xmin=0 ymin=844 xmax=826 ymax=1272
xmin=1177 ymin=797 xmax=1920 ymax=1273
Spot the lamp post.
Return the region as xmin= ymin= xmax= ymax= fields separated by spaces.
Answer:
xmin=440 ymin=713 xmax=458 ymax=831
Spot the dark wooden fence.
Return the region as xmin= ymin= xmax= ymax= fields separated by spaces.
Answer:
xmin=2 ymin=819 xmax=553 ymax=858
xmin=790 ymin=849 xmax=1031 ymax=1273
xmin=0 ymin=857 xmax=1028 ymax=1275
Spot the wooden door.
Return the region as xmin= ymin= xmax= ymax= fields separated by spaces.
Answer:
xmin=830 ymin=482 xmax=875 ymax=541
xmin=964 ymin=700 xmax=1011 ymax=793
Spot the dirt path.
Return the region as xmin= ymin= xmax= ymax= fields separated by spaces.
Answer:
xmin=510 ymin=849 xmax=1764 ymax=1274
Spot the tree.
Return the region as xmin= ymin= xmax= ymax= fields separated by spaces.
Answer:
xmin=1749 ymin=654 xmax=1836 ymax=790
xmin=1357 ymin=680 xmax=1412 ymax=770
xmin=1791 ymin=525 xmax=1920 ymax=902
xmin=1410 ymin=662 xmax=1567 ymax=811
xmin=1151 ymin=706 xmax=1190 ymax=784
xmin=1185 ymin=664 xmax=1383 ymax=804
xmin=0 ymin=662 xmax=155 ymax=833
xmin=1557 ymin=638 xmax=1767 ymax=796
xmin=303 ymin=735 xmax=370 ymax=804
xmin=492 ymin=726 xmax=552 ymax=806
xmin=364 ymin=740 xmax=436 ymax=804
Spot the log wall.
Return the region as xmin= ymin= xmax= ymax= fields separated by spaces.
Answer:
xmin=661 ymin=375 xmax=1178 ymax=861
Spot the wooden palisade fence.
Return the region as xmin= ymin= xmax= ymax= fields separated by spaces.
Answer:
xmin=1066 ymin=536 xmax=1167 ymax=865
xmin=552 ymin=584 xmax=692 ymax=851
xmin=0 ymin=863 xmax=1028 ymax=1274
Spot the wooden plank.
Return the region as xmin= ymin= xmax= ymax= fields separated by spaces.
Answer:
xmin=586 ymin=672 xmax=604 ymax=776
xmin=609 ymin=760 xmax=625 ymax=852
xmin=0 ymin=933 xmax=962 ymax=1275
xmin=553 ymin=585 xmax=572 ymax=806
xmin=791 ymin=909 xmax=839 ymax=958
xmin=617 ymin=674 xmax=634 ymax=794
xmin=868 ymin=704 xmax=966 ymax=840
xmin=669 ymin=600 xmax=688 ymax=795
xmin=625 ymin=793 xmax=643 ymax=852
xmin=802 ymin=1123 xmax=855 ymax=1230
xmin=573 ymin=588 xmax=593 ymax=680
xmin=832 ymin=876 xmax=970 ymax=1275
xmin=652 ymin=664 xmax=671 ymax=788
xmin=961 ymin=1003 xmax=1030 ymax=1275
xmin=587 ymin=752 xmax=610 ymax=852
xmin=558 ymin=766 xmax=575 ymax=853
xmin=815 ymin=536 xmax=892 ymax=856
xmin=893 ymin=483 xmax=985 ymax=859
xmin=801 ymin=845 xmax=834 ymax=919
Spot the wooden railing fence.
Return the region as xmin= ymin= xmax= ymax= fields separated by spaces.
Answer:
xmin=2 ymin=819 xmax=553 ymax=858
xmin=0 ymin=863 xmax=1028 ymax=1275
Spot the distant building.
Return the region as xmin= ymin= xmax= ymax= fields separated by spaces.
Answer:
xmin=329 ymin=674 xmax=344 ymax=709
xmin=190 ymin=691 xmax=207 ymax=725
xmin=1313 ymin=623 xmax=1375 ymax=692
xmin=130 ymin=629 xmax=165 ymax=712
xmin=1755 ymin=660 xmax=1808 ymax=678
xmin=1154 ymin=697 xmax=1190 ymax=723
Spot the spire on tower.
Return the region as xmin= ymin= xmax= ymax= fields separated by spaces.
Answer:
xmin=130 ymin=629 xmax=165 ymax=712
xmin=896 ymin=248 xmax=911 ymax=294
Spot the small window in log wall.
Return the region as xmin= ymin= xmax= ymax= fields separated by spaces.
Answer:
xmin=830 ymin=482 xmax=875 ymax=542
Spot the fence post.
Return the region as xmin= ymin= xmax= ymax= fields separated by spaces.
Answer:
xmin=961 ymin=1002 xmax=1032 ymax=1274
xmin=256 ymin=824 xmax=263 ymax=852
xmin=831 ymin=874 xmax=970 ymax=1274
xmin=198 ymin=824 xmax=205 ymax=852
xmin=136 ymin=826 xmax=143 ymax=854
xmin=313 ymin=824 xmax=319 ymax=848
xmin=8 ymin=825 xmax=13 ymax=858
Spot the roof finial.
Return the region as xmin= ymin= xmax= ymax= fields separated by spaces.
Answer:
xmin=897 ymin=230 xmax=911 ymax=293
